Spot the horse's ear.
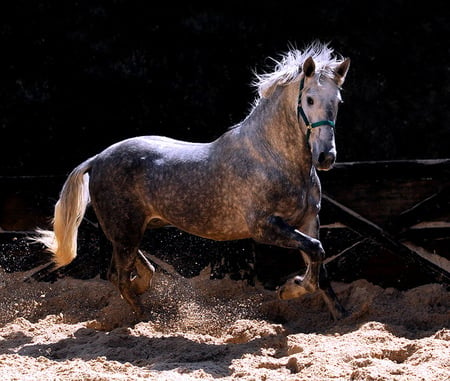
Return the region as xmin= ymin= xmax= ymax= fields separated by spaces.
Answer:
xmin=302 ymin=56 xmax=315 ymax=78
xmin=334 ymin=58 xmax=350 ymax=85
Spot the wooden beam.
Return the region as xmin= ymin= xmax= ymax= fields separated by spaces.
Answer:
xmin=322 ymin=194 xmax=450 ymax=284
xmin=387 ymin=184 xmax=450 ymax=234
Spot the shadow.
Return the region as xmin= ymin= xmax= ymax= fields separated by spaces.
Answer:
xmin=0 ymin=331 xmax=33 ymax=354
xmin=11 ymin=326 xmax=289 ymax=378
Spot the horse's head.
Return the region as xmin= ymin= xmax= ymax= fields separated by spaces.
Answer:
xmin=298 ymin=56 xmax=350 ymax=171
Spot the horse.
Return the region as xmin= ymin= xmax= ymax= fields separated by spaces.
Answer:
xmin=35 ymin=42 xmax=350 ymax=320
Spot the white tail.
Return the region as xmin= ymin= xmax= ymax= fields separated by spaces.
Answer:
xmin=35 ymin=157 xmax=95 ymax=268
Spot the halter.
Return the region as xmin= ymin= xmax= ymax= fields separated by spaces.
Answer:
xmin=297 ymin=76 xmax=335 ymax=145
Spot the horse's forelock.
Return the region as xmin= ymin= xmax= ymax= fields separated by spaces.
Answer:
xmin=253 ymin=41 xmax=344 ymax=99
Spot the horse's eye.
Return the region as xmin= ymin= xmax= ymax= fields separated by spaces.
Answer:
xmin=307 ymin=97 xmax=314 ymax=105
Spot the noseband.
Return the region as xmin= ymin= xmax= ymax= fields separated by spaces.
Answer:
xmin=297 ymin=76 xmax=335 ymax=144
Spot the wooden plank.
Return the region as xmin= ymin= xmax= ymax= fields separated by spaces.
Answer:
xmin=320 ymin=159 xmax=450 ymax=227
xmin=402 ymin=241 xmax=450 ymax=273
xmin=387 ymin=185 xmax=450 ymax=233
xmin=321 ymin=194 xmax=450 ymax=284
xmin=326 ymin=159 xmax=450 ymax=180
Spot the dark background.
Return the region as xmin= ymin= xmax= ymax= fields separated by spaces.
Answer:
xmin=0 ymin=1 xmax=448 ymax=176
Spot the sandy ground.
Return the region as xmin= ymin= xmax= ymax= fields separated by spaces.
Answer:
xmin=0 ymin=264 xmax=449 ymax=381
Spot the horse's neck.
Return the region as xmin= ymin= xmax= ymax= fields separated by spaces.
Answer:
xmin=241 ymin=88 xmax=312 ymax=168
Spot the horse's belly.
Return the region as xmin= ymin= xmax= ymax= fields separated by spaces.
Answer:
xmin=159 ymin=209 xmax=251 ymax=241
xmin=189 ymin=223 xmax=251 ymax=241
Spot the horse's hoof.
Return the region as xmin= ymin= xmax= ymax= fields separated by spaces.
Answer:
xmin=277 ymin=275 xmax=310 ymax=300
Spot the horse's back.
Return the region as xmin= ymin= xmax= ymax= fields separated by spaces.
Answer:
xmin=89 ymin=134 xmax=213 ymax=202
xmin=97 ymin=135 xmax=211 ymax=161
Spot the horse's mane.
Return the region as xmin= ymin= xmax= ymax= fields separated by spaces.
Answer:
xmin=253 ymin=41 xmax=344 ymax=99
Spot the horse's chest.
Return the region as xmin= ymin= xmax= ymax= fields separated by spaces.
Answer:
xmin=265 ymin=176 xmax=321 ymax=220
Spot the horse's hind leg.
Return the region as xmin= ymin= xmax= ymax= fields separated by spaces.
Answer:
xmin=89 ymin=170 xmax=156 ymax=316
xmin=110 ymin=241 xmax=149 ymax=316
xmin=102 ymin=221 xmax=154 ymax=316
xmin=107 ymin=249 xmax=154 ymax=293
xmin=130 ymin=250 xmax=155 ymax=295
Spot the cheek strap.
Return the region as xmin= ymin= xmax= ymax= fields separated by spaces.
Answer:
xmin=297 ymin=77 xmax=335 ymax=144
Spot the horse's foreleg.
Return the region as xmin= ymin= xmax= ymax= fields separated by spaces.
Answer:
xmin=317 ymin=264 xmax=348 ymax=320
xmin=280 ymin=257 xmax=346 ymax=320
xmin=276 ymin=250 xmax=325 ymax=300
xmin=252 ymin=214 xmax=324 ymax=296
xmin=299 ymin=255 xmax=347 ymax=320
xmin=254 ymin=215 xmax=346 ymax=320
xmin=254 ymin=216 xmax=325 ymax=257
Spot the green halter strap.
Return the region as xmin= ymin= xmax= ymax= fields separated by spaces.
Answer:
xmin=297 ymin=77 xmax=335 ymax=144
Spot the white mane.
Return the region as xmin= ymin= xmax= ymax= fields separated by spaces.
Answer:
xmin=253 ymin=41 xmax=344 ymax=99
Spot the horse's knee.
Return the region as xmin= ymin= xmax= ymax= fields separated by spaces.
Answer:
xmin=304 ymin=238 xmax=325 ymax=262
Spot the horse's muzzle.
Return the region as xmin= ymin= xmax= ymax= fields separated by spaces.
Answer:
xmin=316 ymin=151 xmax=336 ymax=171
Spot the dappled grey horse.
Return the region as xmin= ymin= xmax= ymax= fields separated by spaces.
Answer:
xmin=36 ymin=42 xmax=350 ymax=320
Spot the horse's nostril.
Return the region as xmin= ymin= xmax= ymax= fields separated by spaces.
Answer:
xmin=318 ymin=152 xmax=326 ymax=163
xmin=318 ymin=152 xmax=335 ymax=165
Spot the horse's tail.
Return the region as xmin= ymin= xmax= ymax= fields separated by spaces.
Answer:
xmin=35 ymin=156 xmax=97 ymax=268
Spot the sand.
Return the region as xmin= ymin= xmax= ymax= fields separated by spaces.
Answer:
xmin=0 ymin=265 xmax=449 ymax=380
